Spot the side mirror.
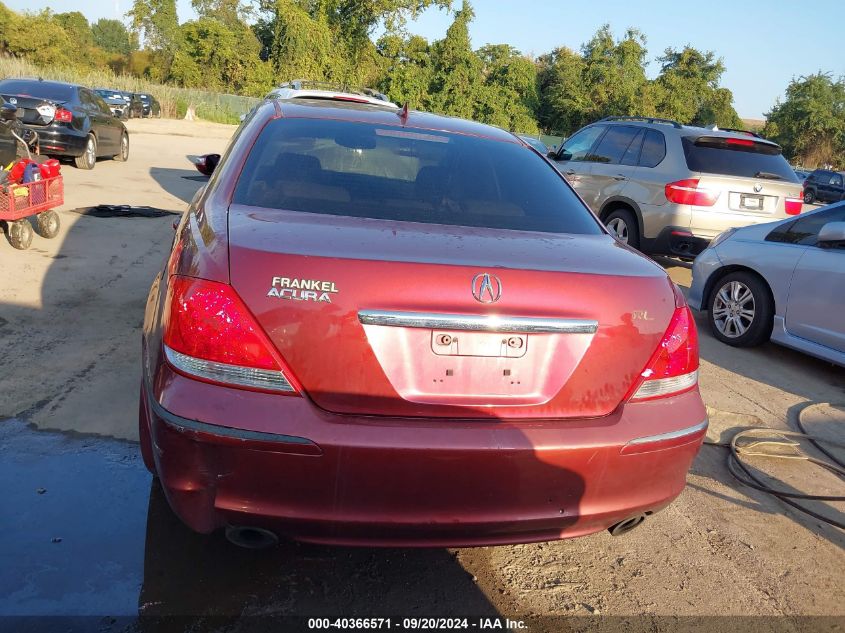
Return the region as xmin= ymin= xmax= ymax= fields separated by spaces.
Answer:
xmin=1 ymin=103 xmax=18 ymax=121
xmin=195 ymin=153 xmax=221 ymax=176
xmin=818 ymin=221 xmax=845 ymax=246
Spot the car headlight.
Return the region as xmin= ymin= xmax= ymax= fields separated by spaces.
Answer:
xmin=709 ymin=227 xmax=737 ymax=249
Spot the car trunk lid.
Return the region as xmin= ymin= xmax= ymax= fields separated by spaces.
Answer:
xmin=228 ymin=206 xmax=676 ymax=419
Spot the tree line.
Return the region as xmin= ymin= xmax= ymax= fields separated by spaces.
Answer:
xmin=0 ymin=0 xmax=842 ymax=166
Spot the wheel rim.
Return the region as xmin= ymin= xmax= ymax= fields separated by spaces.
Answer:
xmin=607 ymin=217 xmax=629 ymax=243
xmin=86 ymin=138 xmax=96 ymax=166
xmin=121 ymin=135 xmax=128 ymax=159
xmin=713 ymin=280 xmax=756 ymax=338
xmin=804 ymin=192 xmax=812 ymax=203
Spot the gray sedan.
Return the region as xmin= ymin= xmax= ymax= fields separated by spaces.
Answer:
xmin=688 ymin=202 xmax=845 ymax=366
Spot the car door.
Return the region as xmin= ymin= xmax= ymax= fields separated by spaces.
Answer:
xmin=784 ymin=205 xmax=845 ymax=350
xmin=829 ymin=173 xmax=844 ymax=202
xmin=79 ymin=88 xmax=117 ymax=154
xmin=618 ymin=129 xmax=671 ymax=239
xmin=0 ymin=115 xmax=17 ymax=166
xmin=579 ymin=125 xmax=641 ymax=211
xmin=551 ymin=125 xmax=606 ymax=199
xmin=815 ymin=171 xmax=833 ymax=202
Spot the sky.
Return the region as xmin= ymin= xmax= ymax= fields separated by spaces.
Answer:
xmin=6 ymin=0 xmax=844 ymax=119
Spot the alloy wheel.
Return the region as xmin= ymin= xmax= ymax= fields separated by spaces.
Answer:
xmin=606 ymin=217 xmax=629 ymax=244
xmin=86 ymin=138 xmax=96 ymax=167
xmin=712 ymin=280 xmax=755 ymax=338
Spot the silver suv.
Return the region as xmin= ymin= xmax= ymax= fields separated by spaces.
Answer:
xmin=549 ymin=116 xmax=805 ymax=257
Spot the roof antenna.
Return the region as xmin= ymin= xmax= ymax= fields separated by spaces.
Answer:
xmin=398 ymin=102 xmax=409 ymax=124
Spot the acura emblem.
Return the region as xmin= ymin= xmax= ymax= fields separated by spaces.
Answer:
xmin=8 ymin=97 xmax=16 ymax=105
xmin=753 ymin=184 xmax=763 ymax=193
xmin=471 ymin=273 xmax=502 ymax=304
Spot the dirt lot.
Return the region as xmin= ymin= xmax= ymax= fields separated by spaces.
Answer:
xmin=0 ymin=118 xmax=842 ymax=627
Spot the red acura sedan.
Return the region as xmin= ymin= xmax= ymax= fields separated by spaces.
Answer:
xmin=140 ymin=96 xmax=706 ymax=548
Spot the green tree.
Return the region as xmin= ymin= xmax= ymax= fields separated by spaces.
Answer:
xmin=92 ymin=18 xmax=137 ymax=56
xmin=171 ymin=16 xmax=273 ymax=95
xmin=377 ymin=33 xmax=433 ymax=108
xmin=54 ymin=11 xmax=93 ymax=48
xmin=3 ymin=10 xmax=74 ymax=67
xmin=128 ymin=0 xmax=182 ymax=79
xmin=764 ymin=73 xmax=845 ymax=168
xmin=428 ymin=0 xmax=481 ymax=119
xmin=536 ymin=46 xmax=588 ymax=135
xmin=580 ymin=25 xmax=648 ymax=120
xmin=475 ymin=44 xmax=538 ymax=133
xmin=653 ymin=46 xmax=741 ymax=127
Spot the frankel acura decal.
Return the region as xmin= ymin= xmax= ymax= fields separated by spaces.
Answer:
xmin=267 ymin=277 xmax=338 ymax=303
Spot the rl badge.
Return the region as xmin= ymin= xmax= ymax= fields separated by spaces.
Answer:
xmin=267 ymin=277 xmax=338 ymax=303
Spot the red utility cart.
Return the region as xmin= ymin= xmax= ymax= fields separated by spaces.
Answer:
xmin=0 ymin=174 xmax=63 ymax=250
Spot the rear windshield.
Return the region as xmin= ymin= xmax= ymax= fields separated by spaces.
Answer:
xmin=232 ymin=118 xmax=601 ymax=235
xmin=0 ymin=80 xmax=75 ymax=102
xmin=682 ymin=136 xmax=798 ymax=181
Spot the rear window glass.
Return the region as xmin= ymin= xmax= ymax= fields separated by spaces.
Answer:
xmin=0 ymin=80 xmax=75 ymax=102
xmin=682 ymin=137 xmax=798 ymax=182
xmin=233 ymin=118 xmax=602 ymax=235
xmin=639 ymin=130 xmax=666 ymax=168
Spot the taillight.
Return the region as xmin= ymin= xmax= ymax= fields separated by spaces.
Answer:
xmin=665 ymin=179 xmax=719 ymax=206
xmin=627 ymin=283 xmax=699 ymax=402
xmin=54 ymin=108 xmax=73 ymax=123
xmin=785 ymin=194 xmax=803 ymax=215
xmin=162 ymin=275 xmax=299 ymax=394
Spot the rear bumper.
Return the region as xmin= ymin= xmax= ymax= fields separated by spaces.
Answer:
xmin=26 ymin=126 xmax=87 ymax=157
xmin=643 ymin=226 xmax=711 ymax=258
xmin=141 ymin=365 xmax=707 ymax=547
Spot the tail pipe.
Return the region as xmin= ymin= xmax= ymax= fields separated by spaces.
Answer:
xmin=608 ymin=513 xmax=647 ymax=536
xmin=225 ymin=525 xmax=280 ymax=549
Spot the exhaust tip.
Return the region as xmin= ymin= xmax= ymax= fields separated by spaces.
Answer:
xmin=225 ymin=525 xmax=279 ymax=549
xmin=608 ymin=513 xmax=647 ymax=536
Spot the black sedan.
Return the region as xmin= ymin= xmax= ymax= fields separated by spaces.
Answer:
xmin=0 ymin=79 xmax=128 ymax=169
xmin=137 ymin=93 xmax=161 ymax=118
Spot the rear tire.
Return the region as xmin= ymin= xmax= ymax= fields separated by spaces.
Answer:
xmin=604 ymin=208 xmax=640 ymax=249
xmin=8 ymin=219 xmax=34 ymax=250
xmin=74 ymin=134 xmax=97 ymax=170
xmin=803 ymin=189 xmax=815 ymax=204
xmin=708 ymin=271 xmax=773 ymax=347
xmin=114 ymin=132 xmax=129 ymax=162
xmin=35 ymin=210 xmax=60 ymax=238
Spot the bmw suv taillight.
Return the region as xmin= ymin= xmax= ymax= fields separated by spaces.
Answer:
xmin=665 ymin=179 xmax=719 ymax=206
xmin=627 ymin=283 xmax=699 ymax=401
xmin=162 ymin=275 xmax=299 ymax=394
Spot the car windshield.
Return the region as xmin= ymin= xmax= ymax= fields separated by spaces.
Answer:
xmin=233 ymin=118 xmax=602 ymax=235
xmin=139 ymin=95 xmax=150 ymax=102
xmin=682 ymin=136 xmax=798 ymax=181
xmin=0 ymin=80 xmax=75 ymax=102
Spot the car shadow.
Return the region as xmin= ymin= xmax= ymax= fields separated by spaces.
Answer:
xmin=149 ymin=166 xmax=208 ymax=204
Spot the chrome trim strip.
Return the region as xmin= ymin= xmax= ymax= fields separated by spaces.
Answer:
xmin=358 ymin=310 xmax=598 ymax=334
xmin=626 ymin=419 xmax=709 ymax=446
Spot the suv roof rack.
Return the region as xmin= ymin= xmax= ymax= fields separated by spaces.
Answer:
xmin=703 ymin=125 xmax=762 ymax=138
xmin=600 ymin=115 xmax=682 ymax=129
xmin=277 ymin=79 xmax=393 ymax=103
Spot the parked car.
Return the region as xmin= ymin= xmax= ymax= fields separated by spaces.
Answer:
xmin=0 ymin=78 xmax=129 ymax=169
xmin=518 ymin=134 xmax=548 ymax=154
xmin=548 ymin=116 xmax=805 ymax=257
xmin=94 ymin=88 xmax=130 ymax=119
xmin=137 ymin=92 xmax=161 ymax=118
xmin=264 ymin=79 xmax=398 ymax=108
xmin=802 ymin=169 xmax=845 ymax=204
xmin=120 ymin=91 xmax=145 ymax=119
xmin=689 ymin=202 xmax=845 ymax=366
xmin=140 ymin=94 xmax=706 ymax=548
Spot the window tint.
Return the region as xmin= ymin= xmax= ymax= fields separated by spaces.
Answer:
xmin=588 ymin=126 xmax=640 ymax=164
xmin=233 ymin=118 xmax=602 ymax=235
xmin=639 ymin=129 xmax=667 ymax=168
xmin=767 ymin=204 xmax=845 ymax=245
xmin=559 ymin=126 xmax=605 ymax=162
xmin=831 ymin=174 xmax=843 ymax=187
xmin=620 ymin=129 xmax=644 ymax=166
xmin=682 ymin=137 xmax=798 ymax=181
